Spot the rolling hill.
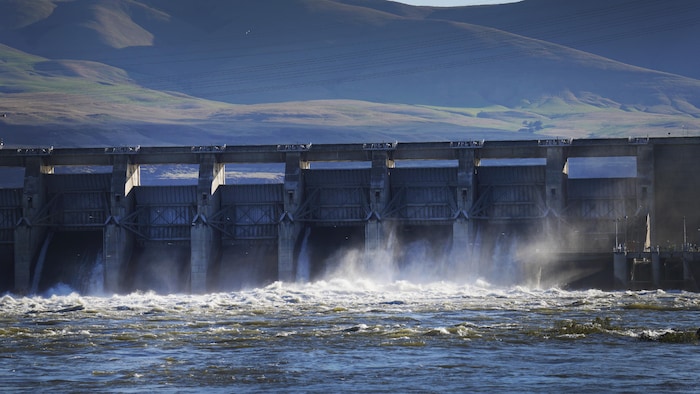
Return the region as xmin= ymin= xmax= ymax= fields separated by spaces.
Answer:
xmin=0 ymin=0 xmax=699 ymax=147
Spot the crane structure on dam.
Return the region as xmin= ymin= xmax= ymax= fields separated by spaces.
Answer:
xmin=1 ymin=137 xmax=699 ymax=294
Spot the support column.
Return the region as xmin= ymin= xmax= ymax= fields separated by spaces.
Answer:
xmin=365 ymin=149 xmax=393 ymax=259
xmin=190 ymin=154 xmax=224 ymax=293
xmin=613 ymin=252 xmax=628 ymax=290
xmin=103 ymin=155 xmax=139 ymax=294
xmin=636 ymin=144 xmax=655 ymax=251
xmin=14 ymin=156 xmax=53 ymax=294
xmin=278 ymin=152 xmax=307 ymax=282
xmin=651 ymin=252 xmax=661 ymax=288
xmin=544 ymin=146 xmax=567 ymax=239
xmin=278 ymin=218 xmax=297 ymax=282
xmin=451 ymin=147 xmax=477 ymax=274
xmin=682 ymin=254 xmax=698 ymax=291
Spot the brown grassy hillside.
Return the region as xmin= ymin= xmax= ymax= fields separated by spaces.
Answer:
xmin=0 ymin=0 xmax=699 ymax=147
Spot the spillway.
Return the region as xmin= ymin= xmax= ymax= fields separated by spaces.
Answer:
xmin=2 ymin=138 xmax=700 ymax=294
xmin=31 ymin=231 xmax=103 ymax=295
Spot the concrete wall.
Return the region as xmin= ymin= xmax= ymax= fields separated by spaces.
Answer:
xmin=1 ymin=138 xmax=699 ymax=293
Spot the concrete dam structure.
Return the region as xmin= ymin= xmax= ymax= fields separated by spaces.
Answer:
xmin=1 ymin=137 xmax=700 ymax=294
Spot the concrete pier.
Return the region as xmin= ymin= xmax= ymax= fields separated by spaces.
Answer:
xmin=365 ymin=147 xmax=393 ymax=259
xmin=613 ymin=252 xmax=628 ymax=289
xmin=103 ymin=155 xmax=138 ymax=294
xmin=13 ymin=156 xmax=53 ymax=294
xmin=190 ymin=154 xmax=224 ymax=293
xmin=278 ymin=150 xmax=308 ymax=282
xmin=1 ymin=137 xmax=700 ymax=293
xmin=451 ymin=147 xmax=477 ymax=272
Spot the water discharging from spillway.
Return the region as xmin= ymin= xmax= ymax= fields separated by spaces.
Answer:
xmin=296 ymin=227 xmax=312 ymax=282
xmin=32 ymin=231 xmax=105 ymax=295
xmin=486 ymin=235 xmax=547 ymax=288
xmin=30 ymin=231 xmax=54 ymax=294
xmin=125 ymin=244 xmax=190 ymax=294
xmin=469 ymin=222 xmax=553 ymax=288
xmin=484 ymin=229 xmax=522 ymax=286
xmin=310 ymin=223 xmax=551 ymax=289
xmin=317 ymin=226 xmax=453 ymax=284
xmin=28 ymin=222 xmax=553 ymax=296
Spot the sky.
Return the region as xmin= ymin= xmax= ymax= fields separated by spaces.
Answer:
xmin=396 ymin=0 xmax=520 ymax=6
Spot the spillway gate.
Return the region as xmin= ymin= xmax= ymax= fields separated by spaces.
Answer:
xmin=1 ymin=137 xmax=699 ymax=293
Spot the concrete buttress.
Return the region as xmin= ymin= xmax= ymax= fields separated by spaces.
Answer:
xmin=365 ymin=150 xmax=393 ymax=259
xmin=451 ymin=148 xmax=477 ymax=274
xmin=103 ymin=155 xmax=139 ymax=294
xmin=544 ymin=146 xmax=567 ymax=239
xmin=190 ymin=154 xmax=224 ymax=293
xmin=14 ymin=156 xmax=52 ymax=294
xmin=278 ymin=152 xmax=307 ymax=282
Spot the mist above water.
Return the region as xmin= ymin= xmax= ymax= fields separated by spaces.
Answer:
xmin=314 ymin=224 xmax=557 ymax=290
xmin=28 ymin=220 xmax=572 ymax=298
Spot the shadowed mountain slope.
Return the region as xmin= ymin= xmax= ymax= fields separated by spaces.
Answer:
xmin=421 ymin=0 xmax=700 ymax=81
xmin=0 ymin=0 xmax=699 ymax=146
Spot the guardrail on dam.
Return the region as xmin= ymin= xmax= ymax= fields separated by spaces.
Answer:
xmin=1 ymin=137 xmax=699 ymax=294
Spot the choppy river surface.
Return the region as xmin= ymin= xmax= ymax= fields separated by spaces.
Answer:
xmin=2 ymin=279 xmax=700 ymax=393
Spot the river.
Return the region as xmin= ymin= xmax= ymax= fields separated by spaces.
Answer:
xmin=2 ymin=276 xmax=699 ymax=393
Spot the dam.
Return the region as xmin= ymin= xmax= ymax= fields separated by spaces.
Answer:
xmin=1 ymin=137 xmax=699 ymax=294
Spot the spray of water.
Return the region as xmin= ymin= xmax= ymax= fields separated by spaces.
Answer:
xmin=83 ymin=251 xmax=105 ymax=295
xmin=40 ymin=248 xmax=106 ymax=297
xmin=30 ymin=231 xmax=54 ymax=294
xmin=316 ymin=222 xmax=564 ymax=290
xmin=125 ymin=245 xmax=190 ymax=294
xmin=296 ymin=227 xmax=312 ymax=282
